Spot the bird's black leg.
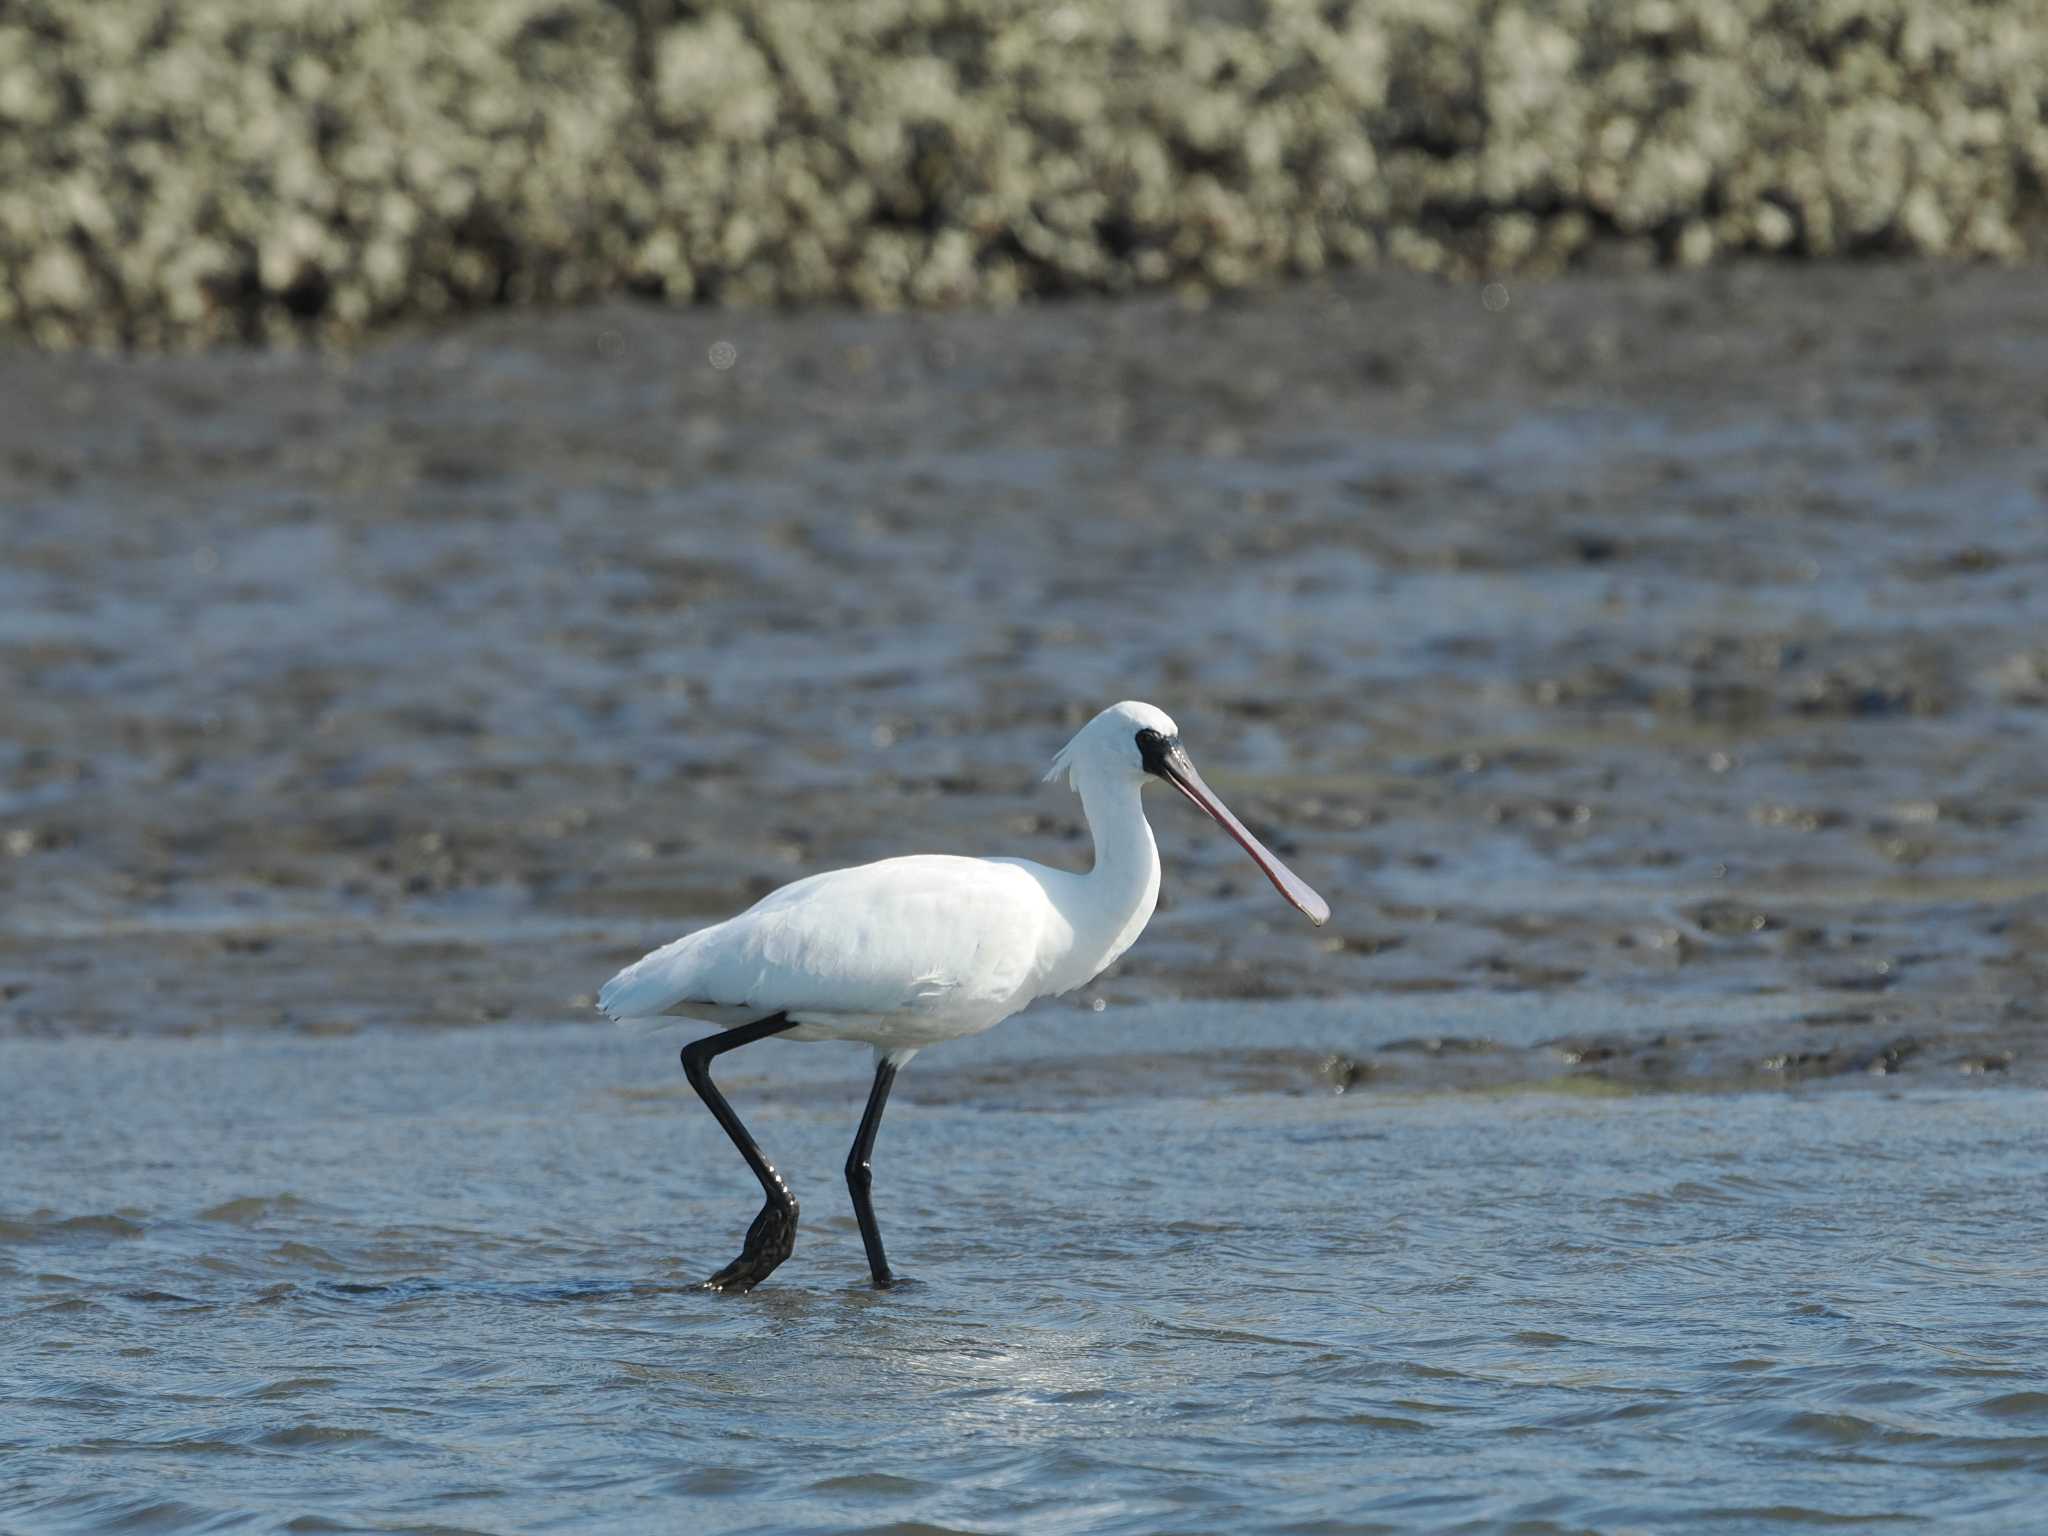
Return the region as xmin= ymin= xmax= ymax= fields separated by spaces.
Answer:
xmin=845 ymin=1056 xmax=901 ymax=1287
xmin=680 ymin=1013 xmax=802 ymax=1293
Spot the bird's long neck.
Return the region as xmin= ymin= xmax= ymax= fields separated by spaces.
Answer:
xmin=1061 ymin=770 xmax=1162 ymax=983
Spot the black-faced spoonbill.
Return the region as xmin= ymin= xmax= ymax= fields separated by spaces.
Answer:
xmin=598 ymin=701 xmax=1330 ymax=1291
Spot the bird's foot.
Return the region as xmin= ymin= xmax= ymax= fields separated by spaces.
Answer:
xmin=701 ymin=1200 xmax=797 ymax=1294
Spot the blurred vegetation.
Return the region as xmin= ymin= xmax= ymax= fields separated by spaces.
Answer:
xmin=3 ymin=0 xmax=2044 ymax=346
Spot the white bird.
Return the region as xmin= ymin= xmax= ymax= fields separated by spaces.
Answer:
xmin=598 ymin=700 xmax=1329 ymax=1292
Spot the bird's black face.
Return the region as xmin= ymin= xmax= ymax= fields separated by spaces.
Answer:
xmin=1129 ymin=724 xmax=1331 ymax=927
xmin=1134 ymin=727 xmax=1181 ymax=778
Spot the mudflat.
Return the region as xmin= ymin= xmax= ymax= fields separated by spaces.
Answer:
xmin=2 ymin=262 xmax=2044 ymax=1090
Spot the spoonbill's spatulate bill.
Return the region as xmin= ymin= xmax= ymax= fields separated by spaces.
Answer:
xmin=598 ymin=701 xmax=1329 ymax=1292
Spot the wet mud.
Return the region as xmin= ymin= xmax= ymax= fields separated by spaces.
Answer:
xmin=2 ymin=261 xmax=2045 ymax=1090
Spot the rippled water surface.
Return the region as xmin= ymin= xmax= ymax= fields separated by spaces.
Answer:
xmin=7 ymin=1012 xmax=2048 ymax=1534
xmin=5 ymin=266 xmax=2048 ymax=1531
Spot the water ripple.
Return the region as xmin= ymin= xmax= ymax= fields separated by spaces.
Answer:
xmin=4 ymin=1035 xmax=2045 ymax=1533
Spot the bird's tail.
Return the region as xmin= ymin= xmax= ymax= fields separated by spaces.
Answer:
xmin=596 ymin=937 xmax=693 ymax=1024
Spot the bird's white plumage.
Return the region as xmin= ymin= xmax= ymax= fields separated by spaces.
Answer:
xmin=598 ymin=700 xmax=1276 ymax=1055
xmin=597 ymin=853 xmax=1060 ymax=1048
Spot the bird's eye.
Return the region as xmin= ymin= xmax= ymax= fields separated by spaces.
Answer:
xmin=1134 ymin=729 xmax=1177 ymax=774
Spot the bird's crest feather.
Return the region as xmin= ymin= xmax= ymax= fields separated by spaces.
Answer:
xmin=1042 ymin=740 xmax=1080 ymax=791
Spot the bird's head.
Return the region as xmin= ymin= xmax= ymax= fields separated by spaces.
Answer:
xmin=1047 ymin=701 xmax=1329 ymax=927
xmin=1044 ymin=700 xmax=1180 ymax=788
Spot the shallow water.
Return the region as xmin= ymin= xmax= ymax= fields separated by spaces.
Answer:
xmin=5 ymin=265 xmax=2048 ymax=1530
xmin=6 ymin=1015 xmax=2046 ymax=1534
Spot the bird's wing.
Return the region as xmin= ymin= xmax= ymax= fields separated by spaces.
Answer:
xmin=597 ymin=855 xmax=1053 ymax=1024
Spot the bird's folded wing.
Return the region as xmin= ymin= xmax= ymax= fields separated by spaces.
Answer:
xmin=598 ymin=855 xmax=1048 ymax=1023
